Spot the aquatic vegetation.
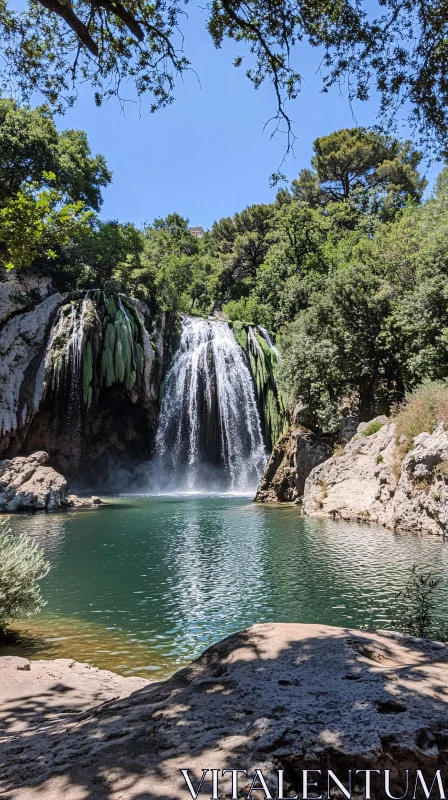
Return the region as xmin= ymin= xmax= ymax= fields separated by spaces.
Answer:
xmin=230 ymin=320 xmax=286 ymax=449
xmin=49 ymin=291 xmax=147 ymax=411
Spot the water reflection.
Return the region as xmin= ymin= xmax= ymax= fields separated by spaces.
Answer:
xmin=5 ymin=498 xmax=448 ymax=676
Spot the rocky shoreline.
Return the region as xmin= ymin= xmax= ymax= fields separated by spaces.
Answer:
xmin=257 ymin=417 xmax=448 ymax=536
xmin=0 ymin=451 xmax=105 ymax=511
xmin=2 ymin=623 xmax=448 ymax=799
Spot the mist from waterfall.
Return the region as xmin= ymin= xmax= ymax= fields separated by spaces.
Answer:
xmin=151 ymin=317 xmax=267 ymax=494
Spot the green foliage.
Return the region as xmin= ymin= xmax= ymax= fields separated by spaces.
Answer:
xmin=291 ymin=128 xmax=425 ymax=222
xmin=141 ymin=213 xmax=220 ymax=313
xmin=0 ymin=519 xmax=50 ymax=634
xmin=391 ymin=565 xmax=448 ymax=641
xmin=362 ymin=421 xmax=384 ymax=437
xmin=0 ymin=100 xmax=110 ymax=272
xmin=393 ymin=382 xmax=448 ymax=457
xmin=51 ymin=292 xmax=146 ymax=407
xmin=233 ymin=322 xmax=285 ymax=448
xmin=223 ymin=296 xmax=271 ymax=327
xmin=83 ymin=341 xmax=93 ymax=409
xmin=101 ymin=322 xmax=117 ymax=388
xmin=0 ymin=100 xmax=111 ymax=209
xmin=0 ymin=180 xmax=94 ymax=270
xmin=0 ymin=0 xmax=446 ymax=177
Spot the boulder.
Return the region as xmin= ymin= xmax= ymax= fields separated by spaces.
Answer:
xmin=256 ymin=426 xmax=332 ymax=502
xmin=302 ymin=417 xmax=448 ymax=535
xmin=2 ymin=623 xmax=448 ymax=799
xmin=390 ymin=424 xmax=448 ymax=534
xmin=0 ymin=452 xmax=68 ymax=511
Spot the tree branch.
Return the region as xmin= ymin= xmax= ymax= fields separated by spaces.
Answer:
xmin=36 ymin=0 xmax=99 ymax=56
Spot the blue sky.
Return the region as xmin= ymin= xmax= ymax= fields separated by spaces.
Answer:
xmin=55 ymin=5 xmax=441 ymax=230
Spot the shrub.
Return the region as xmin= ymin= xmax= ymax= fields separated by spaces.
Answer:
xmin=376 ymin=453 xmax=384 ymax=464
xmin=319 ymin=479 xmax=328 ymax=499
xmin=394 ymin=381 xmax=448 ymax=458
xmin=0 ymin=519 xmax=50 ymax=635
xmin=361 ymin=420 xmax=384 ymax=437
xmin=391 ymin=564 xmax=448 ymax=640
xmin=434 ymin=460 xmax=448 ymax=480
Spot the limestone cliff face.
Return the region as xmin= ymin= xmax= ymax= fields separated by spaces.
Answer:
xmin=303 ymin=417 xmax=448 ymax=535
xmin=255 ymin=426 xmax=333 ymax=502
xmin=0 ymin=273 xmax=178 ymax=487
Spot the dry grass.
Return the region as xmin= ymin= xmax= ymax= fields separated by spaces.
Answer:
xmin=319 ymin=480 xmax=328 ymax=499
xmin=393 ymin=381 xmax=448 ymax=460
xmin=333 ymin=444 xmax=346 ymax=458
xmin=435 ymin=460 xmax=448 ymax=479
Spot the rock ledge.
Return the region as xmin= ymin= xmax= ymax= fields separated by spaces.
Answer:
xmin=2 ymin=623 xmax=448 ymax=798
xmin=0 ymin=451 xmax=104 ymax=511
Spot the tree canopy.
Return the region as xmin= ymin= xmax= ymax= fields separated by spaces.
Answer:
xmin=291 ymin=128 xmax=426 ymax=222
xmin=0 ymin=1 xmax=447 ymax=163
xmin=2 ymin=104 xmax=448 ymax=438
xmin=0 ymin=100 xmax=111 ymax=270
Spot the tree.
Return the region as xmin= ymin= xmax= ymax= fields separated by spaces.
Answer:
xmin=0 ymin=182 xmax=94 ymax=271
xmin=0 ymin=1 xmax=447 ymax=163
xmin=0 ymin=100 xmax=111 ymax=210
xmin=0 ymin=101 xmax=111 ymax=271
xmin=51 ymin=219 xmax=145 ymax=292
xmin=213 ymin=204 xmax=274 ymax=301
xmin=0 ymin=520 xmax=50 ymax=635
xmin=291 ymin=129 xmax=426 ymax=222
xmin=278 ymin=262 xmax=400 ymax=431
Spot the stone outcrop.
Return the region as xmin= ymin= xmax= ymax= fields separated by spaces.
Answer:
xmin=2 ymin=623 xmax=448 ymax=798
xmin=302 ymin=417 xmax=448 ymax=535
xmin=0 ymin=451 xmax=103 ymax=511
xmin=256 ymin=426 xmax=332 ymax=502
xmin=0 ymin=451 xmax=67 ymax=511
xmin=0 ymin=291 xmax=64 ymax=443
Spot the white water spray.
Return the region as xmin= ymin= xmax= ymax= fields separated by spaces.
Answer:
xmin=258 ymin=326 xmax=280 ymax=359
xmin=153 ymin=317 xmax=267 ymax=493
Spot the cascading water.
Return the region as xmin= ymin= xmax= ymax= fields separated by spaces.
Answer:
xmin=258 ymin=326 xmax=280 ymax=359
xmin=152 ymin=317 xmax=267 ymax=493
xmin=47 ymin=293 xmax=90 ymax=472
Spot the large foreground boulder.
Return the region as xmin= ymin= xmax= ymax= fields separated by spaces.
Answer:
xmin=2 ymin=623 xmax=448 ymax=799
xmin=303 ymin=418 xmax=448 ymax=535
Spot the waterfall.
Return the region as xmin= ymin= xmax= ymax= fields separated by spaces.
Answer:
xmin=258 ymin=326 xmax=280 ymax=359
xmin=66 ymin=295 xmax=89 ymax=458
xmin=152 ymin=317 xmax=267 ymax=493
xmin=47 ymin=293 xmax=90 ymax=472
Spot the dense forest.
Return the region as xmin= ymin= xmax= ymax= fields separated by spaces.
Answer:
xmin=2 ymin=99 xmax=448 ymax=437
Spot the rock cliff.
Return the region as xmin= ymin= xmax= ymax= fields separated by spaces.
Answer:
xmin=2 ymin=623 xmax=448 ymax=799
xmin=303 ymin=417 xmax=448 ymax=535
xmin=0 ymin=273 xmax=178 ymax=487
xmin=255 ymin=425 xmax=332 ymax=502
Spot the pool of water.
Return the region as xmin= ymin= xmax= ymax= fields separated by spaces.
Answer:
xmin=4 ymin=496 xmax=448 ymax=677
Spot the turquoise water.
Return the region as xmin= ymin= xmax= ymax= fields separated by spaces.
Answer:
xmin=5 ymin=496 xmax=448 ymax=676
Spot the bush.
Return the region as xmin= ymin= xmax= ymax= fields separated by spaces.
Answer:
xmin=393 ymin=381 xmax=448 ymax=457
xmin=391 ymin=564 xmax=448 ymax=640
xmin=361 ymin=420 xmax=384 ymax=437
xmin=0 ymin=519 xmax=50 ymax=635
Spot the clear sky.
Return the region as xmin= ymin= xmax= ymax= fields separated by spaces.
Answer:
xmin=54 ymin=5 xmax=441 ymax=230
